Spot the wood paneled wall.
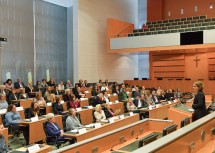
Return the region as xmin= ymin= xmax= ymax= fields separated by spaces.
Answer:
xmin=208 ymin=52 xmax=215 ymax=78
xmin=151 ymin=53 xmax=185 ymax=78
xmin=147 ymin=0 xmax=215 ymax=21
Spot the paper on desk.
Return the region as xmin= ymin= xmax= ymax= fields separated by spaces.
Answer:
xmin=84 ymin=124 xmax=94 ymax=128
xmin=188 ymin=108 xmax=194 ymax=112
xmin=100 ymin=119 xmax=109 ymax=123
xmin=70 ymin=129 xmax=78 ymax=133
xmin=16 ymin=147 xmax=27 ymax=152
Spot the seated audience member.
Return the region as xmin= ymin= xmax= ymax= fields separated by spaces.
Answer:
xmin=0 ymin=94 xmax=8 ymax=110
xmin=145 ymin=93 xmax=156 ymax=107
xmin=151 ymin=90 xmax=159 ymax=104
xmin=66 ymin=80 xmax=73 ymax=89
xmin=5 ymin=104 xmax=29 ymax=144
xmin=49 ymin=94 xmax=56 ymax=103
xmin=34 ymin=81 xmax=43 ymax=92
xmin=63 ymin=89 xmax=72 ymax=102
xmin=127 ymin=98 xmax=138 ymax=112
xmin=91 ymin=85 xmax=100 ymax=97
xmin=18 ymin=88 xmax=28 ymax=99
xmin=157 ymin=90 xmax=166 ymax=101
xmin=104 ymin=79 xmax=110 ymax=87
xmin=53 ymin=85 xmax=61 ymax=96
xmin=14 ymin=78 xmax=25 ymax=89
xmin=175 ymin=88 xmax=183 ymax=98
xmin=120 ymin=88 xmax=129 ymax=101
xmin=0 ymin=85 xmax=7 ymax=95
xmin=103 ymin=91 xmax=110 ymax=103
xmin=47 ymin=78 xmax=55 ymax=87
xmin=34 ymin=93 xmax=46 ymax=107
xmin=165 ymin=89 xmax=175 ymax=100
xmin=27 ymin=102 xmax=41 ymax=118
xmin=98 ymin=79 xmax=102 ymax=86
xmin=101 ymin=83 xmax=109 ymax=92
xmin=72 ymin=85 xmax=81 ymax=99
xmin=58 ymin=81 xmax=65 ymax=91
xmin=69 ymin=94 xmax=80 ymax=109
xmin=119 ymin=84 xmax=125 ymax=93
xmin=8 ymin=88 xmax=18 ymax=104
xmin=103 ymin=103 xmax=120 ymax=118
xmin=112 ymin=85 xmax=120 ymax=95
xmin=80 ymin=83 xmax=87 ymax=94
xmin=44 ymin=86 xmax=52 ymax=102
xmin=4 ymin=79 xmax=14 ymax=92
xmin=78 ymin=79 xmax=83 ymax=87
xmin=94 ymin=104 xmax=106 ymax=122
xmin=45 ymin=113 xmax=66 ymax=144
xmin=66 ymin=108 xmax=83 ymax=131
xmin=25 ymin=82 xmax=34 ymax=93
xmin=142 ymin=23 xmax=147 ymax=29
xmin=84 ymin=80 xmax=90 ymax=87
xmin=53 ymin=97 xmax=64 ymax=115
xmin=133 ymin=94 xmax=148 ymax=108
xmin=132 ymin=86 xmax=140 ymax=98
xmin=0 ymin=124 xmax=9 ymax=153
xmin=41 ymin=79 xmax=48 ymax=89
xmin=140 ymin=86 xmax=146 ymax=95
xmin=93 ymin=93 xmax=105 ymax=107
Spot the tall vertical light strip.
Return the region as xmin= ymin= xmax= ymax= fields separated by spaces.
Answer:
xmin=33 ymin=0 xmax=36 ymax=83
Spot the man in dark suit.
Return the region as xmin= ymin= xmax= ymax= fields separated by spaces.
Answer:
xmin=133 ymin=94 xmax=149 ymax=108
xmin=151 ymin=90 xmax=159 ymax=104
xmin=14 ymin=78 xmax=25 ymax=89
xmin=8 ymin=88 xmax=19 ymax=105
xmin=93 ymin=93 xmax=105 ymax=107
xmin=53 ymin=85 xmax=61 ymax=95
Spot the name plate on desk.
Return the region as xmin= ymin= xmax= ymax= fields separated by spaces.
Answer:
xmin=0 ymin=109 xmax=7 ymax=114
xmin=31 ymin=116 xmax=39 ymax=122
xmin=85 ymin=91 xmax=89 ymax=93
xmin=109 ymin=102 xmax=113 ymax=105
xmin=47 ymin=102 xmax=52 ymax=106
xmin=94 ymin=123 xmax=102 ymax=128
xmin=115 ymin=100 xmax=119 ymax=103
xmin=119 ymin=114 xmax=125 ymax=119
xmin=76 ymin=107 xmax=82 ymax=112
xmin=107 ymin=94 xmax=110 ymax=97
xmin=88 ymin=105 xmax=93 ymax=109
xmin=60 ymin=100 xmax=64 ymax=104
xmin=28 ymin=144 xmax=40 ymax=153
xmin=16 ymin=107 xmax=24 ymax=111
xmin=78 ymin=128 xmax=87 ymax=134
xmin=113 ymin=93 xmax=117 ymax=96
xmin=129 ymin=112 xmax=134 ymax=116
xmin=80 ymin=98 xmax=88 ymax=101
xmin=108 ymin=117 xmax=115 ymax=123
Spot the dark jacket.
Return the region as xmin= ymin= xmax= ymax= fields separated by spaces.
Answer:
xmin=45 ymin=122 xmax=64 ymax=142
xmin=192 ymin=91 xmax=207 ymax=121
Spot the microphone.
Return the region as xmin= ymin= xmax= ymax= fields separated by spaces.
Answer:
xmin=110 ymin=139 xmax=126 ymax=151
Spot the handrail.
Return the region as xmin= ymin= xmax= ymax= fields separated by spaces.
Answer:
xmin=114 ymin=24 xmax=133 ymax=37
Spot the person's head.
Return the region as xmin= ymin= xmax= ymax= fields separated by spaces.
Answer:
xmin=12 ymin=88 xmax=16 ymax=94
xmin=47 ymin=86 xmax=51 ymax=92
xmin=36 ymin=81 xmax=40 ymax=86
xmin=106 ymin=103 xmax=111 ymax=109
xmin=49 ymin=78 xmax=54 ymax=82
xmin=84 ymin=80 xmax=88 ymax=84
xmin=56 ymin=96 xmax=62 ymax=104
xmin=68 ymin=108 xmax=76 ymax=116
xmin=17 ymin=78 xmax=21 ymax=82
xmin=6 ymin=79 xmax=12 ymax=85
xmin=46 ymin=113 xmax=55 ymax=123
xmin=67 ymin=80 xmax=71 ymax=84
xmin=99 ymin=79 xmax=102 ymax=83
xmin=36 ymin=93 xmax=42 ymax=100
xmin=55 ymin=85 xmax=59 ymax=90
xmin=128 ymin=98 xmax=133 ymax=103
xmin=115 ymin=85 xmax=119 ymax=89
xmin=151 ymin=90 xmax=156 ymax=95
xmin=31 ymin=102 xmax=38 ymax=110
xmin=142 ymin=86 xmax=145 ymax=90
xmin=0 ymin=85 xmax=6 ymax=90
xmin=103 ymin=91 xmax=108 ymax=97
xmin=94 ymin=85 xmax=98 ymax=90
xmin=0 ymin=94 xmax=6 ymax=101
xmin=42 ymin=79 xmax=46 ymax=83
xmin=65 ymin=89 xmax=70 ymax=95
xmin=50 ymin=94 xmax=56 ymax=102
xmin=105 ymin=79 xmax=108 ymax=83
xmin=79 ymin=79 xmax=83 ymax=83
xmin=71 ymin=94 xmax=76 ymax=101
xmin=97 ymin=93 xmax=103 ymax=98
xmin=7 ymin=104 xmax=16 ymax=113
xmin=95 ymin=104 xmax=102 ymax=112
xmin=193 ymin=81 xmax=204 ymax=92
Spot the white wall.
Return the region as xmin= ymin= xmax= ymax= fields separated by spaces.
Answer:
xmin=77 ymin=0 xmax=139 ymax=83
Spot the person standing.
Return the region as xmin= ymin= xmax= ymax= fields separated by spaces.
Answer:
xmin=192 ymin=81 xmax=207 ymax=121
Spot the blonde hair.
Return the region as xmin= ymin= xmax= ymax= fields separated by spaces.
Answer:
xmin=95 ymin=104 xmax=101 ymax=112
xmin=194 ymin=81 xmax=204 ymax=91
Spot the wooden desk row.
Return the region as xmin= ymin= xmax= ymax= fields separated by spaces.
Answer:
xmin=63 ymin=114 xmax=139 ymax=142
xmin=133 ymin=112 xmax=215 ymax=153
xmin=49 ymin=119 xmax=173 ymax=153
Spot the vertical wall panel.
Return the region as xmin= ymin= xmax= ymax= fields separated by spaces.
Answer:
xmin=34 ymin=0 xmax=67 ymax=83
